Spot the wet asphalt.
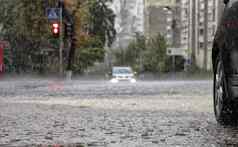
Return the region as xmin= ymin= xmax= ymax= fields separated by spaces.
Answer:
xmin=0 ymin=78 xmax=238 ymax=147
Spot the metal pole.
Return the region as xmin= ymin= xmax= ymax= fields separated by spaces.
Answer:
xmin=173 ymin=55 xmax=176 ymax=73
xmin=59 ymin=7 xmax=64 ymax=76
xmin=191 ymin=0 xmax=196 ymax=67
xmin=203 ymin=0 xmax=208 ymax=70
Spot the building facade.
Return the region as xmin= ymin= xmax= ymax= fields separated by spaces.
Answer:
xmin=177 ymin=0 xmax=220 ymax=70
xmin=195 ymin=0 xmax=219 ymax=70
xmin=144 ymin=0 xmax=177 ymax=46
xmin=145 ymin=0 xmax=222 ymax=70
xmin=110 ymin=0 xmax=144 ymax=49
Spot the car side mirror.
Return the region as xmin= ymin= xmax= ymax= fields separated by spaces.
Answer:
xmin=224 ymin=0 xmax=229 ymax=5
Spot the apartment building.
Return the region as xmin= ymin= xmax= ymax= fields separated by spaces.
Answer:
xmin=203 ymin=0 xmax=219 ymax=70
xmin=178 ymin=0 xmax=190 ymax=50
xmin=144 ymin=0 xmax=176 ymax=45
xmin=110 ymin=0 xmax=144 ymax=49
xmin=145 ymin=0 xmax=221 ymax=70
xmin=175 ymin=0 xmax=220 ymax=70
xmin=196 ymin=0 xmax=219 ymax=70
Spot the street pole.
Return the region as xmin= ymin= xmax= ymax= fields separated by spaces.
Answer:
xmin=173 ymin=55 xmax=176 ymax=75
xmin=59 ymin=6 xmax=64 ymax=77
xmin=191 ymin=0 xmax=196 ymax=67
xmin=203 ymin=0 xmax=208 ymax=71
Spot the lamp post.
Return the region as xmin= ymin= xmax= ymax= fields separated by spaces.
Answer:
xmin=163 ymin=6 xmax=177 ymax=74
xmin=203 ymin=0 xmax=208 ymax=71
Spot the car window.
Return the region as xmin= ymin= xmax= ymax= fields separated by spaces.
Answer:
xmin=113 ymin=68 xmax=132 ymax=74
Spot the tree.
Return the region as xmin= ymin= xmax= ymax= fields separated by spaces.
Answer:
xmin=0 ymin=0 xmax=56 ymax=73
xmin=114 ymin=33 xmax=168 ymax=73
xmin=144 ymin=34 xmax=168 ymax=72
xmin=114 ymin=33 xmax=146 ymax=71
xmin=65 ymin=0 xmax=116 ymax=73
xmin=73 ymin=36 xmax=105 ymax=73
xmin=88 ymin=0 xmax=116 ymax=47
xmin=0 ymin=0 xmax=116 ymax=74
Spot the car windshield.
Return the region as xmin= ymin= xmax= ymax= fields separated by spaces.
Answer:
xmin=113 ymin=68 xmax=132 ymax=74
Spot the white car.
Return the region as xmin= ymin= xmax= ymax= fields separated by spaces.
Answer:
xmin=110 ymin=67 xmax=136 ymax=83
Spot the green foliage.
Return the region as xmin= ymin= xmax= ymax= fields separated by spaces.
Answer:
xmin=113 ymin=48 xmax=126 ymax=66
xmin=114 ymin=33 xmax=146 ymax=71
xmin=0 ymin=0 xmax=56 ymax=73
xmin=88 ymin=0 xmax=116 ymax=47
xmin=63 ymin=0 xmax=116 ymax=73
xmin=114 ymin=33 xmax=169 ymax=73
xmin=73 ymin=37 xmax=105 ymax=73
xmin=164 ymin=56 xmax=185 ymax=72
xmin=69 ymin=0 xmax=116 ymax=73
xmin=0 ymin=0 xmax=115 ymax=74
xmin=0 ymin=0 xmax=52 ymax=42
xmin=144 ymin=34 xmax=168 ymax=72
xmin=3 ymin=48 xmax=14 ymax=73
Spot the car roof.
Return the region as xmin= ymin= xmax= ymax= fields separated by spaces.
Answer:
xmin=113 ymin=66 xmax=131 ymax=69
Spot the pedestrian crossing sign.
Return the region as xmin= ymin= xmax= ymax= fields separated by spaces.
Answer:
xmin=47 ymin=8 xmax=60 ymax=20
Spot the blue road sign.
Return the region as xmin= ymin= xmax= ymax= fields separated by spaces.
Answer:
xmin=47 ymin=8 xmax=61 ymax=20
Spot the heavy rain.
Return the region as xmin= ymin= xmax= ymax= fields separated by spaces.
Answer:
xmin=1 ymin=0 xmax=238 ymax=147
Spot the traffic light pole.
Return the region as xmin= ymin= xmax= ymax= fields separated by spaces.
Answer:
xmin=203 ymin=0 xmax=208 ymax=70
xmin=59 ymin=6 xmax=64 ymax=77
xmin=57 ymin=0 xmax=75 ymax=80
xmin=66 ymin=23 xmax=75 ymax=81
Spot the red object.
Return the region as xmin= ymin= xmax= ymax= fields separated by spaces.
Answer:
xmin=0 ymin=47 xmax=3 ymax=72
xmin=52 ymin=22 xmax=60 ymax=37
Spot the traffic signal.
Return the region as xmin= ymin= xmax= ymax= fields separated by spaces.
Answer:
xmin=51 ymin=22 xmax=60 ymax=37
xmin=65 ymin=23 xmax=73 ymax=38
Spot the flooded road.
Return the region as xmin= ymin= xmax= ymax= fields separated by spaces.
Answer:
xmin=0 ymin=79 xmax=238 ymax=146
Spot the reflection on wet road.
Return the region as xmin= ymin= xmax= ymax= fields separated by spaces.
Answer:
xmin=0 ymin=79 xmax=238 ymax=146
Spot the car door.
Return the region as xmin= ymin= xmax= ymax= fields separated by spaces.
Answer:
xmin=213 ymin=1 xmax=227 ymax=68
xmin=224 ymin=0 xmax=238 ymax=48
xmin=226 ymin=1 xmax=238 ymax=74
xmin=215 ymin=0 xmax=238 ymax=74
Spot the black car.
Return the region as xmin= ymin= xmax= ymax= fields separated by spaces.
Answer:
xmin=213 ymin=0 xmax=238 ymax=124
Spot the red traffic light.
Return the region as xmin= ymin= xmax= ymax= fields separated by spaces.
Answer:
xmin=53 ymin=23 xmax=59 ymax=28
xmin=53 ymin=28 xmax=59 ymax=34
xmin=51 ymin=22 xmax=60 ymax=37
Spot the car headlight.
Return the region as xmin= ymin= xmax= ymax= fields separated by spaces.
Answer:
xmin=110 ymin=78 xmax=118 ymax=83
xmin=130 ymin=78 xmax=136 ymax=83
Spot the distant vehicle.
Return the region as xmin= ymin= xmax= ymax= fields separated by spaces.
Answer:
xmin=110 ymin=67 xmax=136 ymax=83
xmin=212 ymin=0 xmax=238 ymax=125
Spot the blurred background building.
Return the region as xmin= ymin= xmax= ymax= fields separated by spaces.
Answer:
xmin=144 ymin=0 xmax=221 ymax=71
xmin=109 ymin=0 xmax=223 ymax=71
xmin=192 ymin=0 xmax=219 ymax=70
xmin=144 ymin=0 xmax=177 ymax=46
xmin=110 ymin=0 xmax=144 ymax=49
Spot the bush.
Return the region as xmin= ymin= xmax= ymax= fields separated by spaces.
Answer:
xmin=164 ymin=56 xmax=185 ymax=72
xmin=143 ymin=34 xmax=168 ymax=73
